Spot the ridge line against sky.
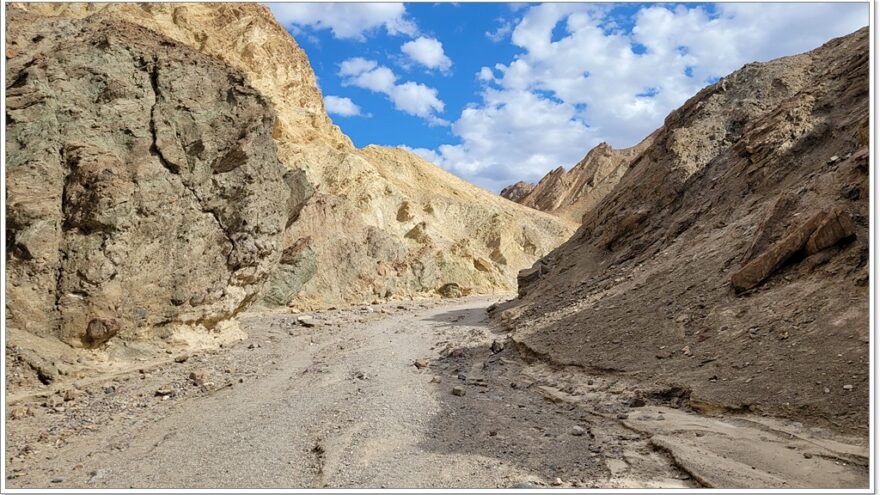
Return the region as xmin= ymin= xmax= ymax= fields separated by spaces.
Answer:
xmin=268 ymin=2 xmax=869 ymax=192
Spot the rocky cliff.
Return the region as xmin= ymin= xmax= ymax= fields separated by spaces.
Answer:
xmin=494 ymin=28 xmax=869 ymax=431
xmin=501 ymin=135 xmax=655 ymax=223
xmin=5 ymin=9 xmax=297 ymax=348
xmin=17 ymin=3 xmax=574 ymax=308
xmin=500 ymin=181 xmax=535 ymax=203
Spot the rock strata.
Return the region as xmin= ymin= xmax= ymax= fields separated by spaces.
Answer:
xmin=497 ymin=27 xmax=869 ymax=430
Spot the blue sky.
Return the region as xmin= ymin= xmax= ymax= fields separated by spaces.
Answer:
xmin=269 ymin=2 xmax=869 ymax=192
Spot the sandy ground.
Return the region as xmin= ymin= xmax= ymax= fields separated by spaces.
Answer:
xmin=4 ymin=296 xmax=868 ymax=489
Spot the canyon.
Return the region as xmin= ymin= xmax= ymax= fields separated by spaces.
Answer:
xmin=3 ymin=3 xmax=870 ymax=490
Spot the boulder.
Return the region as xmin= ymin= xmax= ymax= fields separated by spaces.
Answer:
xmin=437 ymin=283 xmax=463 ymax=298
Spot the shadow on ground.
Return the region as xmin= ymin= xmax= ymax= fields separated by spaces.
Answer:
xmin=415 ymin=342 xmax=614 ymax=489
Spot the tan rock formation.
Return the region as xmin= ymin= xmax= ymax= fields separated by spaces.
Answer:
xmin=5 ymin=9 xmax=294 ymax=345
xmin=495 ymin=28 xmax=869 ymax=430
xmin=500 ymin=181 xmax=535 ymax=203
xmin=501 ymin=135 xmax=655 ymax=223
xmin=13 ymin=3 xmax=574 ymax=309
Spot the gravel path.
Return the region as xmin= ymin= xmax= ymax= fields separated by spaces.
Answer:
xmin=4 ymin=297 xmax=867 ymax=489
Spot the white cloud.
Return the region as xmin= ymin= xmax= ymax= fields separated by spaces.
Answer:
xmin=268 ymin=3 xmax=416 ymax=41
xmin=338 ymin=57 xmax=378 ymax=77
xmin=338 ymin=58 xmax=446 ymax=124
xmin=485 ymin=19 xmax=513 ymax=43
xmin=389 ymin=82 xmax=446 ymax=123
xmin=324 ymin=96 xmax=363 ymax=117
xmin=421 ymin=3 xmax=868 ymax=191
xmin=401 ymin=37 xmax=452 ymax=71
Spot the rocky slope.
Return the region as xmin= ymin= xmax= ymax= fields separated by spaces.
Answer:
xmin=17 ymin=3 xmax=574 ymax=308
xmin=499 ymin=181 xmax=535 ymax=203
xmin=5 ymin=9 xmax=298 ymax=352
xmin=494 ymin=28 xmax=869 ymax=432
xmin=501 ymin=136 xmax=655 ymax=223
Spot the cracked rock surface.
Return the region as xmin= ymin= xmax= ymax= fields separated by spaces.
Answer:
xmin=5 ymin=9 xmax=293 ymax=346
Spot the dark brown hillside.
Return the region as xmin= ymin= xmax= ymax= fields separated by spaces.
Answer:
xmin=495 ymin=27 xmax=869 ymax=432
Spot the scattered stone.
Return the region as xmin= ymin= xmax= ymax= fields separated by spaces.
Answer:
xmin=174 ymin=355 xmax=189 ymax=363
xmin=490 ymin=340 xmax=505 ymax=354
xmin=88 ymin=469 xmax=107 ymax=482
xmin=44 ymin=395 xmax=64 ymax=409
xmin=571 ymin=425 xmax=586 ymax=436
xmin=803 ymin=452 xmax=813 ymax=459
xmin=448 ymin=348 xmax=465 ymax=359
xmin=551 ymin=477 xmax=563 ymax=486
xmin=62 ymin=389 xmax=81 ymax=402
xmin=50 ymin=477 xmax=65 ymax=484
xmin=8 ymin=406 xmax=31 ymax=420
xmin=843 ymin=384 xmax=853 ymax=390
xmin=189 ymin=370 xmax=209 ymax=386
xmin=437 ymin=283 xmax=463 ymax=298
xmin=824 ymin=387 xmax=831 ymax=394
xmin=452 ymin=386 xmax=466 ymax=396
xmin=616 ymin=413 xmax=629 ymax=420
xmin=626 ymin=398 xmax=646 ymax=408
xmin=81 ymin=318 xmax=120 ymax=348
xmin=414 ymin=359 xmax=429 ymax=369
xmin=155 ymin=384 xmax=174 ymax=397
xmin=429 ymin=376 xmax=442 ymax=384
xmin=297 ymin=316 xmax=316 ymax=328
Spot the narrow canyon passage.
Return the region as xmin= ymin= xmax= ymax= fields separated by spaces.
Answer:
xmin=5 ymin=297 xmax=868 ymax=489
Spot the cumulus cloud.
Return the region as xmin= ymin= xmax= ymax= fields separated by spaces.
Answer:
xmin=477 ymin=67 xmax=495 ymax=82
xmin=420 ymin=3 xmax=868 ymax=191
xmin=401 ymin=37 xmax=453 ymax=71
xmin=269 ymin=3 xmax=416 ymax=40
xmin=485 ymin=19 xmax=513 ymax=42
xmin=338 ymin=58 xmax=446 ymax=124
xmin=324 ymin=96 xmax=363 ymax=117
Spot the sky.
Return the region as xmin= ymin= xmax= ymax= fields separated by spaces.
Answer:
xmin=268 ymin=2 xmax=869 ymax=192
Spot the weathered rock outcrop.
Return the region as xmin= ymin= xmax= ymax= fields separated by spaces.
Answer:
xmin=5 ymin=9 xmax=295 ymax=345
xmin=496 ymin=28 xmax=869 ymax=430
xmin=500 ymin=181 xmax=535 ymax=203
xmin=284 ymin=145 xmax=573 ymax=306
xmin=501 ymin=135 xmax=655 ymax=223
xmin=17 ymin=3 xmax=575 ymax=308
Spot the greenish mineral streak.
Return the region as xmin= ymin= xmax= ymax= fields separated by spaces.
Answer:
xmin=263 ymin=246 xmax=317 ymax=306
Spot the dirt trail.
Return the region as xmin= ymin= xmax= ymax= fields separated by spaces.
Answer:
xmin=4 ymin=297 xmax=868 ymax=489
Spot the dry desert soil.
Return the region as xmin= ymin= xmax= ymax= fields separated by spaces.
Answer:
xmin=4 ymin=296 xmax=868 ymax=489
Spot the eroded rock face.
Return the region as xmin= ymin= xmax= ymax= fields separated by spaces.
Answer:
xmin=500 ymin=181 xmax=535 ymax=203
xmin=501 ymin=136 xmax=655 ymax=223
xmin=5 ymin=10 xmax=293 ymax=345
xmin=15 ymin=3 xmax=575 ymax=308
xmin=498 ymin=28 xmax=869 ymax=430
